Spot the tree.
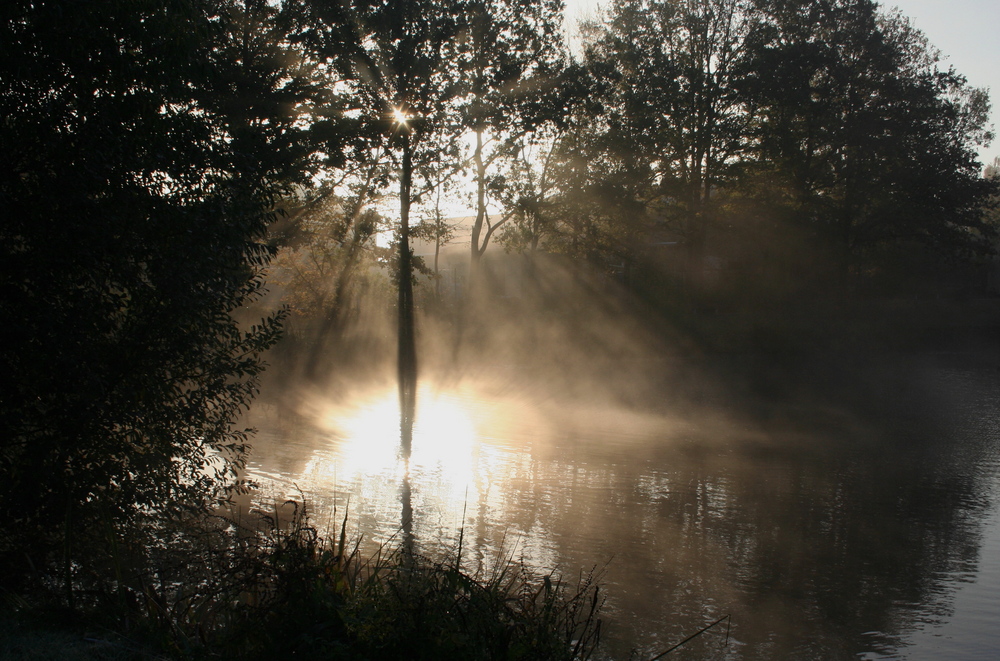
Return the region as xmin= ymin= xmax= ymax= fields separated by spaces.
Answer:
xmin=737 ymin=0 xmax=995 ymax=288
xmin=269 ymin=193 xmax=388 ymax=322
xmin=0 ymin=0 xmax=321 ymax=594
xmin=456 ymin=0 xmax=569 ymax=265
xmin=496 ymin=108 xmax=646 ymax=275
xmin=415 ymin=152 xmax=462 ymax=298
xmin=567 ymin=0 xmax=994 ymax=304
xmin=496 ymin=126 xmax=569 ymax=254
xmin=298 ymin=0 xmax=469 ymax=448
xmin=586 ymin=0 xmax=755 ymax=286
xmin=270 ymin=162 xmax=397 ymax=382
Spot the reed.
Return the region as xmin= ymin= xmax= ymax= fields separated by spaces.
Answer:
xmin=1 ymin=497 xmax=604 ymax=661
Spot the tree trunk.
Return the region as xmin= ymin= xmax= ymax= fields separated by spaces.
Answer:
xmin=434 ymin=228 xmax=441 ymax=299
xmin=398 ymin=133 xmax=417 ymax=455
xmin=470 ymin=127 xmax=486 ymax=266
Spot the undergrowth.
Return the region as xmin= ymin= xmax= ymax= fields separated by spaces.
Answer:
xmin=1 ymin=499 xmax=604 ymax=661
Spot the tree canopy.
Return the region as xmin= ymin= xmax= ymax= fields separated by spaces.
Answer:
xmin=0 ymin=0 xmax=325 ymax=588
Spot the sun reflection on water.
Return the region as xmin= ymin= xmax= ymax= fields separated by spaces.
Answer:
xmin=313 ymin=387 xmax=479 ymax=497
xmin=277 ymin=384 xmax=558 ymax=567
xmin=290 ymin=386 xmax=485 ymax=550
xmin=331 ymin=386 xmax=479 ymax=478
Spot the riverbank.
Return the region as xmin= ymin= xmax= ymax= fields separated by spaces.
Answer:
xmin=1 ymin=504 xmax=603 ymax=661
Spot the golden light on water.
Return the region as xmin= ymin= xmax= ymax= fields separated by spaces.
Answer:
xmin=284 ymin=383 xmax=551 ymax=549
xmin=329 ymin=386 xmax=479 ymax=481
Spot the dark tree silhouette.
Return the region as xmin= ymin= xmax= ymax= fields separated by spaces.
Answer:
xmin=738 ymin=0 xmax=995 ymax=287
xmin=588 ymin=0 xmax=753 ymax=283
xmin=572 ymin=0 xmax=995 ymax=302
xmin=0 ymin=0 xmax=324 ymax=594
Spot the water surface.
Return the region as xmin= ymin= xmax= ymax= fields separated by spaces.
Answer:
xmin=247 ymin=355 xmax=1000 ymax=659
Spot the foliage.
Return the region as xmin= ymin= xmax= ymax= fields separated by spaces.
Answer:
xmin=1 ymin=0 xmax=997 ymax=650
xmin=270 ymin=194 xmax=389 ymax=320
xmin=587 ymin=0 xmax=753 ymax=270
xmin=573 ymin=0 xmax=996 ymax=301
xmin=496 ymin=116 xmax=645 ymax=276
xmin=736 ymin=0 xmax=995 ymax=279
xmin=276 ymin=0 xmax=996 ymax=328
xmin=345 ymin=553 xmax=604 ymax=661
xmin=2 ymin=500 xmax=604 ymax=661
xmin=457 ymin=0 xmax=571 ymax=262
xmin=0 ymin=0 xmax=324 ymax=593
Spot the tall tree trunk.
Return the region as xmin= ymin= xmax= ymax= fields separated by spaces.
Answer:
xmin=470 ymin=127 xmax=486 ymax=267
xmin=686 ymin=155 xmax=707 ymax=294
xmin=398 ymin=133 xmax=416 ymax=455
xmin=432 ymin=180 xmax=443 ymax=300
xmin=434 ymin=226 xmax=442 ymax=299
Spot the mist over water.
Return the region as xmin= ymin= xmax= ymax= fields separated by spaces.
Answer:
xmin=248 ymin=255 xmax=1000 ymax=660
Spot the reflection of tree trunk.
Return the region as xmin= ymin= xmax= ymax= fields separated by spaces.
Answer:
xmin=398 ymin=133 xmax=417 ymax=454
xmin=400 ymin=455 xmax=414 ymax=562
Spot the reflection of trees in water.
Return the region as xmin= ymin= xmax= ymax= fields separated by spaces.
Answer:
xmin=453 ymin=366 xmax=1000 ymax=659
xmin=246 ymin=364 xmax=1000 ymax=659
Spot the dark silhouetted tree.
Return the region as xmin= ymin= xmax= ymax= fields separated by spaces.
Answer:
xmin=0 ymin=0 xmax=324 ymax=595
xmin=586 ymin=0 xmax=755 ymax=286
xmin=738 ymin=0 xmax=995 ymax=289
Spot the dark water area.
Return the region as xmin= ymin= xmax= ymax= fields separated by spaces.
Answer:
xmin=245 ymin=351 xmax=1000 ymax=660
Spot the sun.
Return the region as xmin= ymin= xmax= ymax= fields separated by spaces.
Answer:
xmin=392 ymin=106 xmax=410 ymax=127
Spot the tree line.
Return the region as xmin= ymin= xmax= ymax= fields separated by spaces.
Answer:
xmin=270 ymin=0 xmax=997 ymax=334
xmin=1 ymin=0 xmax=996 ymax=602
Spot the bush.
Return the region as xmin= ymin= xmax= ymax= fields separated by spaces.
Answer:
xmin=0 ymin=0 xmax=317 ymax=597
xmin=2 ymin=499 xmax=604 ymax=661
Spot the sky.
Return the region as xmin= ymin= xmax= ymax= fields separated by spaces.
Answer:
xmin=564 ymin=0 xmax=1000 ymax=168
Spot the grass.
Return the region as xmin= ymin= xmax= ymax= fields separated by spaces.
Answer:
xmin=1 ymin=498 xmax=604 ymax=661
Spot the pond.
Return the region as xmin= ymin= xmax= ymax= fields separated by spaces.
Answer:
xmin=245 ymin=353 xmax=1000 ymax=660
